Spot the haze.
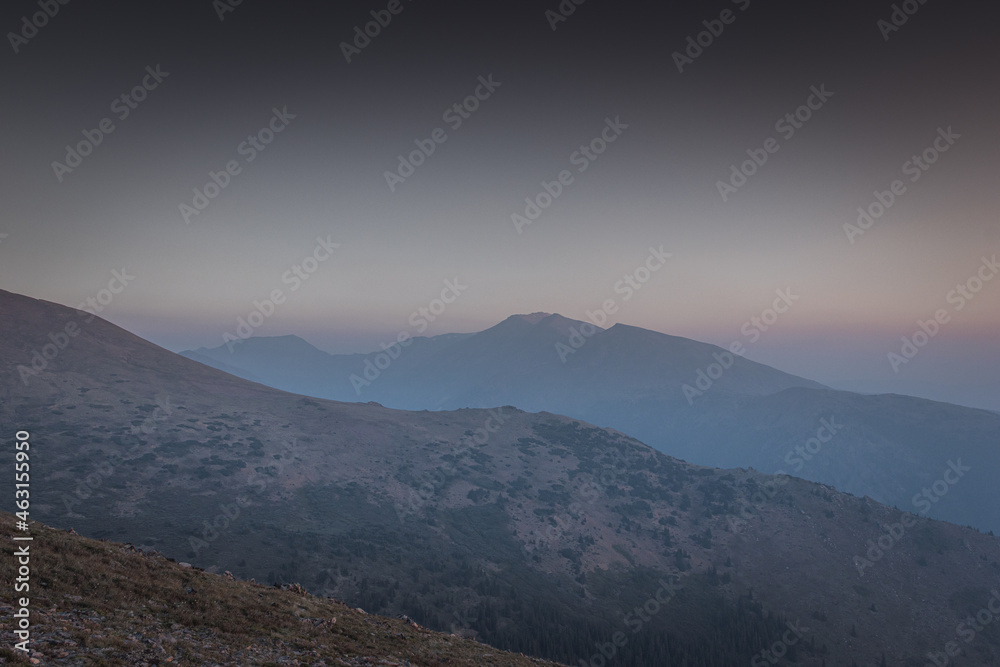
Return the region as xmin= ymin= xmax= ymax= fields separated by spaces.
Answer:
xmin=1 ymin=1 xmax=997 ymax=411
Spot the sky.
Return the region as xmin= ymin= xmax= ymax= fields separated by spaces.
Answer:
xmin=1 ymin=0 xmax=998 ymax=411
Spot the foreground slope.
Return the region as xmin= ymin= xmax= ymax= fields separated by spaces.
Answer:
xmin=0 ymin=512 xmax=562 ymax=666
xmin=4 ymin=290 xmax=1000 ymax=666
xmin=186 ymin=313 xmax=1000 ymax=533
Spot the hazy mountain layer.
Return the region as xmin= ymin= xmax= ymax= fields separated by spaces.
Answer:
xmin=5 ymin=291 xmax=1000 ymax=666
xmin=185 ymin=312 xmax=1000 ymax=533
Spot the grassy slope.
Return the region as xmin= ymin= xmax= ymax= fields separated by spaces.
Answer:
xmin=0 ymin=512 xmax=563 ymax=666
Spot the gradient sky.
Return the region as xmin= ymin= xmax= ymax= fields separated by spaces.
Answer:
xmin=1 ymin=1 xmax=998 ymax=411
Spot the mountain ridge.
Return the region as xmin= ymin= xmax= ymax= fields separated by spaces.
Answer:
xmin=178 ymin=311 xmax=1000 ymax=533
xmin=4 ymin=288 xmax=1000 ymax=665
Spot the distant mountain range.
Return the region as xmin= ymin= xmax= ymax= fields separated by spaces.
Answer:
xmin=5 ymin=288 xmax=1000 ymax=665
xmin=183 ymin=312 xmax=1000 ymax=534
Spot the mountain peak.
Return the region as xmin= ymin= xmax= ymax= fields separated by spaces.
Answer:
xmin=212 ymin=334 xmax=325 ymax=355
xmin=494 ymin=312 xmax=604 ymax=337
xmin=509 ymin=312 xmax=552 ymax=325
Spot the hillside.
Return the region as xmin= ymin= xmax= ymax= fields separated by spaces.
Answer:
xmin=183 ymin=312 xmax=1000 ymax=533
xmin=0 ymin=512 xmax=562 ymax=666
xmin=4 ymin=289 xmax=1000 ymax=666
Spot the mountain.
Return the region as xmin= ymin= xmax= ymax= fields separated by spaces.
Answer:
xmin=183 ymin=313 xmax=824 ymax=412
xmin=5 ymin=289 xmax=1000 ymax=666
xmin=182 ymin=331 xmax=475 ymax=403
xmin=368 ymin=315 xmax=827 ymax=411
xmin=184 ymin=312 xmax=1000 ymax=533
xmin=180 ymin=348 xmax=265 ymax=383
xmin=0 ymin=512 xmax=563 ymax=666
